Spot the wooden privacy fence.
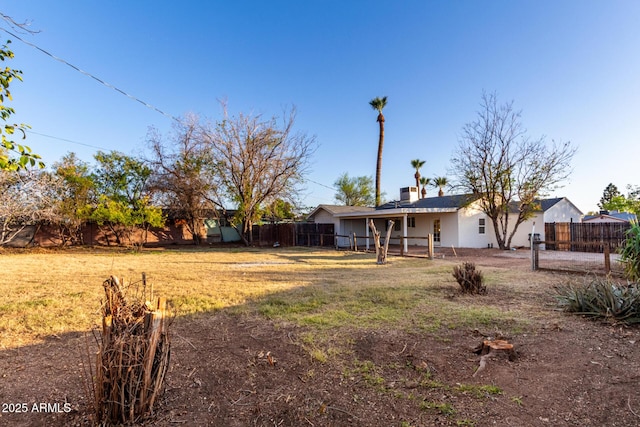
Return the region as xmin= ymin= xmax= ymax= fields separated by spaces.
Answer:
xmin=545 ymin=222 xmax=631 ymax=252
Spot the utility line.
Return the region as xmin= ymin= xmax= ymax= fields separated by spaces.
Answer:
xmin=305 ymin=178 xmax=334 ymax=191
xmin=0 ymin=26 xmax=181 ymax=123
xmin=26 ymin=130 xmax=111 ymax=151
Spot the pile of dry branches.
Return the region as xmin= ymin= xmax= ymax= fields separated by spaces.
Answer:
xmin=92 ymin=275 xmax=170 ymax=424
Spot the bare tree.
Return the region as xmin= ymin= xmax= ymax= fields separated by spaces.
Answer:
xmin=204 ymin=106 xmax=316 ymax=245
xmin=0 ymin=170 xmax=61 ymax=246
xmin=451 ymin=92 xmax=576 ymax=250
xmin=145 ymin=115 xmax=219 ymax=244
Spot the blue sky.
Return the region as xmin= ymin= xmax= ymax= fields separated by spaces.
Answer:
xmin=2 ymin=1 xmax=639 ymax=213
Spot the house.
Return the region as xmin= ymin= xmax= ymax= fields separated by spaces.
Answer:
xmin=308 ymin=188 xmax=583 ymax=252
xmin=582 ymin=210 xmax=637 ymax=223
xmin=307 ymin=205 xmax=375 ymax=247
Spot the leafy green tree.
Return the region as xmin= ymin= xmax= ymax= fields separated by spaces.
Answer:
xmin=0 ymin=40 xmax=43 ymax=171
xmin=334 ymin=173 xmax=375 ymax=206
xmin=263 ymin=199 xmax=296 ymax=222
xmin=602 ymin=195 xmax=630 ymax=213
xmin=369 ymin=96 xmax=387 ymax=206
xmin=51 ymin=153 xmax=95 ymax=245
xmin=90 ymin=151 xmax=164 ymax=247
xmin=598 ymin=183 xmax=621 ymax=210
xmin=598 ymin=184 xmax=640 ymax=215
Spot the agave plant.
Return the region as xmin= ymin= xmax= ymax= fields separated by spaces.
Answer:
xmin=554 ymin=276 xmax=640 ymax=325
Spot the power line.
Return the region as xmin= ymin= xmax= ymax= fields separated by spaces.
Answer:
xmin=305 ymin=178 xmax=334 ymax=191
xmin=0 ymin=26 xmax=181 ymax=123
xmin=26 ymin=130 xmax=111 ymax=151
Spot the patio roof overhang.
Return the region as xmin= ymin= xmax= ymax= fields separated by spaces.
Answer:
xmin=333 ymin=207 xmax=458 ymax=219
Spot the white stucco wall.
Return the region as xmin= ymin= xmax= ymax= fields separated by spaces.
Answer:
xmin=507 ymin=212 xmax=544 ymax=248
xmin=311 ymin=209 xmax=338 ymax=227
xmin=544 ymin=199 xmax=582 ymax=223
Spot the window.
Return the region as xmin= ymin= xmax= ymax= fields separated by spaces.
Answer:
xmin=479 ymin=218 xmax=485 ymax=234
xmin=394 ymin=220 xmax=401 ymax=231
xmin=408 ymin=217 xmax=416 ymax=228
xmin=433 ymin=219 xmax=441 ymax=242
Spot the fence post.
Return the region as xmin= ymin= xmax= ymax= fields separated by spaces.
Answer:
xmin=400 ymin=236 xmax=404 ymax=256
xmin=531 ymin=241 xmax=539 ymax=271
xmin=428 ymin=234 xmax=434 ymax=259
xmin=604 ymin=242 xmax=611 ymax=274
xmin=320 ymin=234 xmax=324 ymax=247
xmin=353 ymin=232 xmax=357 ymax=252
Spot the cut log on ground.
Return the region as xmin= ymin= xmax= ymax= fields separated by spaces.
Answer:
xmin=472 ymin=339 xmax=516 ymax=377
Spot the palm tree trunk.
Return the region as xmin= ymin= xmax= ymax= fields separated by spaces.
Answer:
xmin=375 ymin=113 xmax=385 ymax=206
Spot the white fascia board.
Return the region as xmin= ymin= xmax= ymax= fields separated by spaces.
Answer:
xmin=334 ymin=207 xmax=457 ymax=218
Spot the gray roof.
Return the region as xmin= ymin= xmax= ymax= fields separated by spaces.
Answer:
xmin=537 ymin=197 xmax=564 ymax=211
xmin=377 ymin=194 xmax=578 ymax=213
xmin=376 ymin=194 xmax=480 ymax=210
xmin=583 ymin=211 xmax=637 ymax=222
xmin=307 ymin=204 xmax=375 ymax=218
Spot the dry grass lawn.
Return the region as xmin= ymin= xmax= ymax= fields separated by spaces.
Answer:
xmin=0 ymin=246 xmax=541 ymax=350
xmin=3 ymin=246 xmax=640 ymax=426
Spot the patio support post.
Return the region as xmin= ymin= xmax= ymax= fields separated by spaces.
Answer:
xmin=403 ymin=213 xmax=408 ymax=254
xmin=365 ymin=217 xmax=370 ymax=251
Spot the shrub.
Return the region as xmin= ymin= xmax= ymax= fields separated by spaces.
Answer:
xmin=554 ymin=276 xmax=640 ymax=325
xmin=620 ymin=221 xmax=640 ymax=282
xmin=452 ymin=262 xmax=486 ymax=294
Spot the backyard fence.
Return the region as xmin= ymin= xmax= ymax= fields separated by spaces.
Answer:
xmin=533 ymin=222 xmax=631 ymax=275
xmin=532 ymin=239 xmax=625 ymax=276
xmin=544 ymin=222 xmax=630 ymax=252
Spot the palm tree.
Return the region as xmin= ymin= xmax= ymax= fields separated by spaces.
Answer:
xmin=419 ymin=176 xmax=431 ymax=199
xmin=369 ymin=96 xmax=387 ymax=206
xmin=410 ymin=159 xmax=426 ymax=196
xmin=433 ymin=176 xmax=449 ymax=197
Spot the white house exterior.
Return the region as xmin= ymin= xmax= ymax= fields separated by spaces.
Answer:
xmin=307 ymin=194 xmax=582 ymax=252
xmin=307 ymin=205 xmax=375 ymax=247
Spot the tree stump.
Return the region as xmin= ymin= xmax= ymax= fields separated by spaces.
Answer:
xmin=472 ymin=339 xmax=516 ymax=377
xmin=368 ymin=219 xmax=394 ymax=264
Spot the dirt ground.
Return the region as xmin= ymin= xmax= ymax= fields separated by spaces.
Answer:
xmin=2 ymin=249 xmax=640 ymax=426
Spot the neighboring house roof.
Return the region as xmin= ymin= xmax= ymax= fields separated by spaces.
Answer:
xmin=307 ymin=204 xmax=375 ymax=220
xmin=583 ymin=211 xmax=637 ymax=223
